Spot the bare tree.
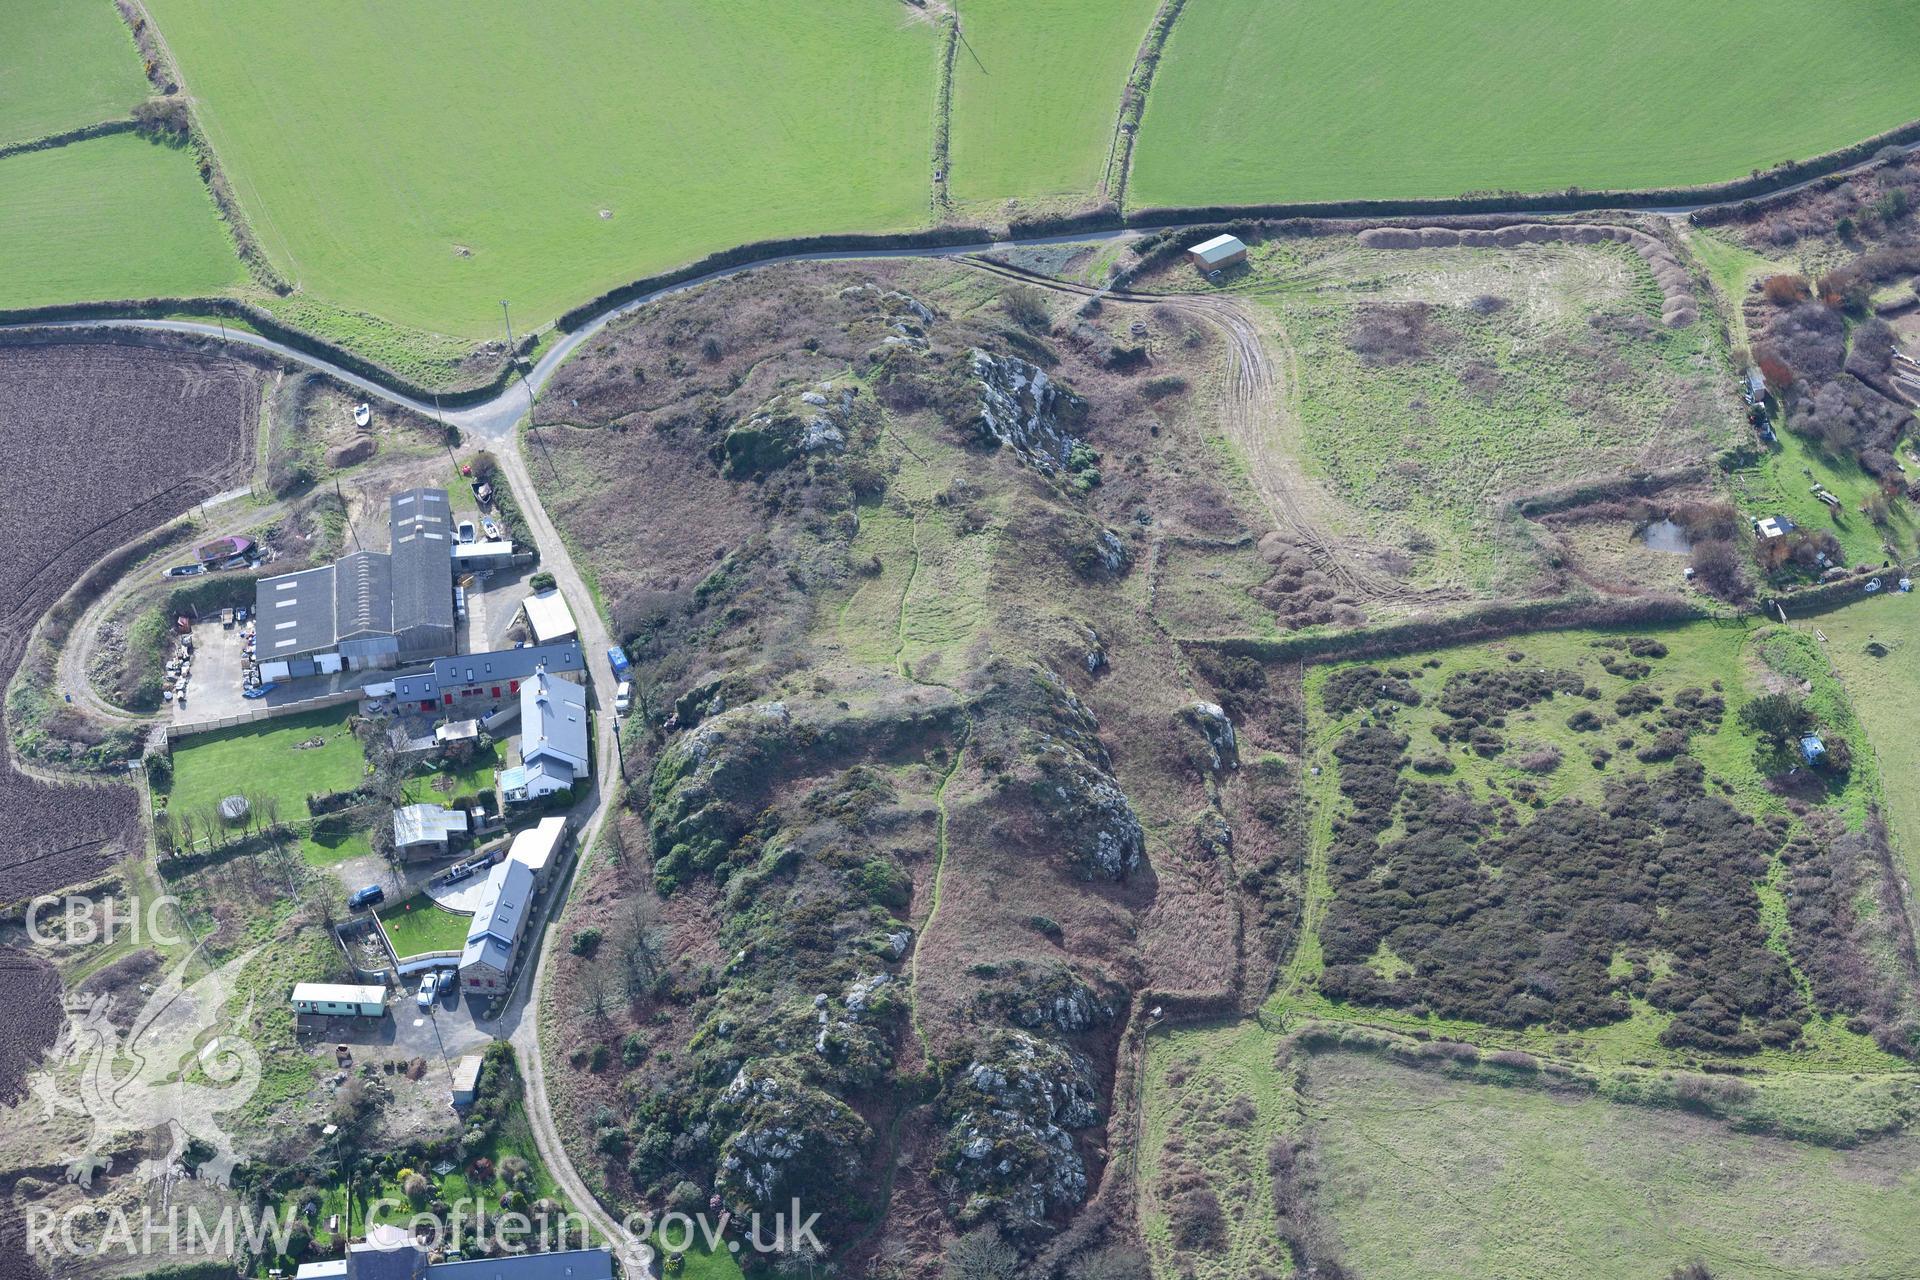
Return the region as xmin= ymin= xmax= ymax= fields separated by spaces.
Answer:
xmin=581 ymin=962 xmax=612 ymax=1022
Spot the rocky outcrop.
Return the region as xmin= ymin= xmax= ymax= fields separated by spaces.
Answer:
xmin=713 ymin=1060 xmax=872 ymax=1218
xmin=971 ymin=664 xmax=1146 ymax=881
xmin=978 ymin=965 xmax=1118 ymax=1035
xmin=938 ymin=1031 xmax=1101 ymax=1233
xmin=1180 ymin=701 xmax=1238 ymax=773
xmin=714 ymin=382 xmax=864 ymax=477
xmin=969 ymin=348 xmax=1088 ymax=471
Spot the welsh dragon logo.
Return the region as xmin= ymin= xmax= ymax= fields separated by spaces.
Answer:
xmin=30 ymin=944 xmax=265 ymax=1188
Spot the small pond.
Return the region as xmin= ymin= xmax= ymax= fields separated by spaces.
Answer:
xmin=1641 ymin=519 xmax=1692 ymax=554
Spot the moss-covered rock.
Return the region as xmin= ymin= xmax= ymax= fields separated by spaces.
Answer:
xmin=938 ymin=1030 xmax=1101 ymax=1233
xmin=712 ymin=1059 xmax=872 ymax=1220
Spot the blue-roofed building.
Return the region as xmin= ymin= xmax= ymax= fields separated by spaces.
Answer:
xmin=393 ymin=640 xmax=585 ymax=711
xmin=295 ymin=1228 xmax=613 ymax=1280
xmin=458 ymin=857 xmax=536 ymax=995
xmin=1800 ymin=733 xmax=1826 ymax=764
xmin=499 ymin=668 xmax=588 ymax=804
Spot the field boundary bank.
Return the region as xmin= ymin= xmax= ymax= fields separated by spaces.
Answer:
xmin=163 ymin=687 xmax=361 ymax=740
xmin=112 ymin=0 xmax=290 ymax=295
xmin=1766 ymin=559 xmax=1919 ymax=619
xmin=1101 ymin=0 xmax=1188 ymax=202
xmin=929 ymin=14 xmax=958 ymax=214
xmin=1185 ymin=596 xmax=1715 ymax=666
xmin=0 ymin=296 xmax=527 ymax=407
xmin=8 ymin=117 xmax=1918 ymax=407
xmin=0 ymin=118 xmax=140 ymax=161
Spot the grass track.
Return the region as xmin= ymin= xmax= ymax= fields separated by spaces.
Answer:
xmin=1131 ymin=0 xmax=1920 ymax=208
xmin=947 ymin=0 xmax=1159 ymax=207
xmin=0 ymin=132 xmax=241 ymax=308
xmin=141 ymin=0 xmax=938 ymax=338
xmin=0 ymin=0 xmax=149 ymax=144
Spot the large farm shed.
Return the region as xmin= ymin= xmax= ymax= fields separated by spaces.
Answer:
xmin=1186 ymin=233 xmax=1248 ymax=272
xmin=291 ymin=982 xmax=387 ymax=1017
xmin=254 ymin=487 xmax=456 ymax=670
xmin=391 ymin=639 xmax=584 ymax=709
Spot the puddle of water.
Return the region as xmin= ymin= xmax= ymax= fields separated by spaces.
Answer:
xmin=1641 ymin=519 xmax=1692 ymax=554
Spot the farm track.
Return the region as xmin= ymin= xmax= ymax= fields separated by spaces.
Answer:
xmin=5 ymin=172 xmax=1913 ymax=1264
xmin=956 ymin=254 xmax=1443 ymax=608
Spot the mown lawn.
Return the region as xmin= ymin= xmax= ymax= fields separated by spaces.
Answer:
xmin=298 ymin=823 xmax=370 ymax=868
xmin=0 ymin=132 xmax=242 ymax=309
xmin=403 ymin=739 xmax=504 ymax=804
xmin=140 ymin=0 xmax=937 ymax=340
xmin=0 ymin=0 xmax=150 ymax=144
xmin=377 ymin=893 xmax=471 ymax=957
xmin=1132 ymin=0 xmax=1920 ymax=207
xmin=946 ymin=0 xmax=1158 ymax=207
xmin=165 ymin=705 xmax=365 ymax=822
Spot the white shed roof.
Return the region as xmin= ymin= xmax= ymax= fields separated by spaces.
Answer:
xmin=1190 ymin=233 xmax=1247 ymax=264
xmin=522 ymin=590 xmax=577 ymax=644
xmin=509 ymin=816 xmax=569 ymax=876
xmin=292 ymin=982 xmax=386 ymax=1006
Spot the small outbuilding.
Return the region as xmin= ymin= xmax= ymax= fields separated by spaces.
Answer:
xmin=1800 ymin=733 xmax=1827 ymax=765
xmin=291 ymin=983 xmax=387 ymax=1018
xmin=1187 ymin=233 xmax=1248 ymax=274
xmin=392 ymin=803 xmax=469 ymax=860
xmin=1744 ymin=366 xmax=1767 ymax=405
xmin=1756 ymin=515 xmax=1796 ymax=540
xmin=451 ymin=1054 xmax=484 ymax=1107
xmin=521 ymin=590 xmax=577 ymax=645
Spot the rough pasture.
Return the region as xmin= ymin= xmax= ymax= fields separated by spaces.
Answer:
xmin=0 ymin=342 xmax=257 ymax=904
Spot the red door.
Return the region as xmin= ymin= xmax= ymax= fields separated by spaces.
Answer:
xmin=444 ymin=694 xmax=454 ymax=706
xmin=491 ymin=686 xmax=501 ymax=697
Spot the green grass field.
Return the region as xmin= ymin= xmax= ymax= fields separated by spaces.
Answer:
xmin=0 ymin=132 xmax=242 ymax=308
xmin=377 ymin=892 xmax=472 ymax=957
xmin=947 ymin=0 xmax=1157 ymax=207
xmin=1222 ymin=236 xmax=1731 ymax=593
xmin=1807 ymin=595 xmax=1920 ymax=884
xmin=1307 ymin=1049 xmax=1920 ymax=1280
xmin=0 ymin=0 xmax=150 ymax=145
xmin=140 ymin=0 xmax=937 ymax=338
xmin=165 ymin=705 xmax=365 ymax=821
xmin=1131 ymin=0 xmax=1920 ymax=208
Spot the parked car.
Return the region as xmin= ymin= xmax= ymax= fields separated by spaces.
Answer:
xmin=607 ymin=645 xmax=632 ymax=679
xmin=613 ymin=680 xmax=632 ymax=715
xmin=348 ymin=884 xmax=385 ymax=911
xmin=167 ymin=564 xmax=206 ymax=578
xmin=456 ymin=520 xmax=476 ymax=544
xmin=481 ymin=517 xmax=502 ymax=540
xmin=242 ymin=682 xmax=277 ymax=700
xmin=416 ymin=972 xmax=441 ymax=1009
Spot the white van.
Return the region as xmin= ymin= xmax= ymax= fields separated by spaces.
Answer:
xmin=613 ymin=680 xmax=632 ymax=715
